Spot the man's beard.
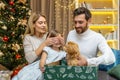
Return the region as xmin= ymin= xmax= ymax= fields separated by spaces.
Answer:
xmin=75 ymin=27 xmax=83 ymax=34
xmin=75 ymin=23 xmax=88 ymax=34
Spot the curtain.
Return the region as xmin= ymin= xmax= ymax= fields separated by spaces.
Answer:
xmin=30 ymin=0 xmax=75 ymax=40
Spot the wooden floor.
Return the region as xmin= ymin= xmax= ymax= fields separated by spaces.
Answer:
xmin=98 ymin=70 xmax=117 ymax=80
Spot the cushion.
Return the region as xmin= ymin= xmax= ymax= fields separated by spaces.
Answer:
xmin=112 ymin=49 xmax=120 ymax=65
xmin=99 ymin=48 xmax=120 ymax=71
xmin=107 ymin=64 xmax=120 ymax=79
xmin=99 ymin=63 xmax=114 ymax=71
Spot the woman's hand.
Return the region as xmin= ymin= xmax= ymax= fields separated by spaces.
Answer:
xmin=58 ymin=34 xmax=65 ymax=46
xmin=45 ymin=37 xmax=61 ymax=46
xmin=44 ymin=37 xmax=55 ymax=46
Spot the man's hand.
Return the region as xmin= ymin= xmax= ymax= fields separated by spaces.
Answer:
xmin=77 ymin=56 xmax=88 ymax=66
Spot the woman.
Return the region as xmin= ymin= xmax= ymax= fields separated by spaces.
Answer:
xmin=23 ymin=12 xmax=60 ymax=63
xmin=12 ymin=12 xmax=65 ymax=80
xmin=12 ymin=30 xmax=66 ymax=80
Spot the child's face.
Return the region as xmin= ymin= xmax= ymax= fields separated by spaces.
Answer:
xmin=52 ymin=35 xmax=62 ymax=48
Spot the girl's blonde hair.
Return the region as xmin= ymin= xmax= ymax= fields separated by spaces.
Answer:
xmin=24 ymin=12 xmax=48 ymax=36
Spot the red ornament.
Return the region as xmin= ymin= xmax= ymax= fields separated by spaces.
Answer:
xmin=2 ymin=36 xmax=9 ymax=42
xmin=15 ymin=54 xmax=21 ymax=60
xmin=9 ymin=1 xmax=14 ymax=5
xmin=10 ymin=8 xmax=15 ymax=12
xmin=11 ymin=67 xmax=22 ymax=78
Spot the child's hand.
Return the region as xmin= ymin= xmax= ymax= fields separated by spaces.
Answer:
xmin=40 ymin=66 xmax=45 ymax=72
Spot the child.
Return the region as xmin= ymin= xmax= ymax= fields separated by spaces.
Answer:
xmin=40 ymin=30 xmax=66 ymax=72
xmin=12 ymin=30 xmax=66 ymax=80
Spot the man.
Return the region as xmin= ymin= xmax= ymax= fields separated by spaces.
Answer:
xmin=67 ymin=7 xmax=115 ymax=66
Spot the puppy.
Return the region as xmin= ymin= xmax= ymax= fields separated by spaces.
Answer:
xmin=64 ymin=41 xmax=87 ymax=66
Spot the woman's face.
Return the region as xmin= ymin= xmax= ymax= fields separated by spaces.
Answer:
xmin=34 ymin=16 xmax=47 ymax=35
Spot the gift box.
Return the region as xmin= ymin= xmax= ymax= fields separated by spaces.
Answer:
xmin=0 ymin=70 xmax=12 ymax=80
xmin=44 ymin=65 xmax=98 ymax=80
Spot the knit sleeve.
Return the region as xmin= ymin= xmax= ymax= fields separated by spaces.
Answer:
xmin=87 ymin=35 xmax=115 ymax=66
xmin=98 ymin=35 xmax=115 ymax=65
xmin=23 ymin=35 xmax=38 ymax=63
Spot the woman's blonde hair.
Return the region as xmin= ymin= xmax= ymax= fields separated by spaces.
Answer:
xmin=24 ymin=12 xmax=47 ymax=36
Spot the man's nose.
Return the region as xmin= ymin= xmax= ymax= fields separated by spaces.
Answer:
xmin=75 ymin=22 xmax=80 ymax=28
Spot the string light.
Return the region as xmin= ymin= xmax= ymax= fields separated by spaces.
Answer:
xmin=55 ymin=0 xmax=75 ymax=9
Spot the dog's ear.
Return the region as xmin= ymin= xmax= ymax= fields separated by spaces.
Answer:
xmin=63 ymin=45 xmax=70 ymax=55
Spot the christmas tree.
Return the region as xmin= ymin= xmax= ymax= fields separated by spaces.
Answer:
xmin=0 ymin=0 xmax=31 ymax=70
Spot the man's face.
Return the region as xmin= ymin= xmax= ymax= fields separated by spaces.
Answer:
xmin=74 ymin=14 xmax=89 ymax=34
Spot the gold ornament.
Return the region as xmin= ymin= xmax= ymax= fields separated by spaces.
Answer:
xmin=2 ymin=44 xmax=7 ymax=48
xmin=17 ymin=19 xmax=27 ymax=26
xmin=18 ymin=0 xmax=26 ymax=4
xmin=0 ymin=51 xmax=4 ymax=57
xmin=12 ymin=44 xmax=20 ymax=52
xmin=20 ymin=34 xmax=24 ymax=39
xmin=0 ymin=2 xmax=5 ymax=10
xmin=22 ymin=6 xmax=26 ymax=9
xmin=1 ymin=25 xmax=7 ymax=30
xmin=0 ymin=21 xmax=3 ymax=23
xmin=9 ymin=16 xmax=15 ymax=20
xmin=28 ymin=10 xmax=31 ymax=16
